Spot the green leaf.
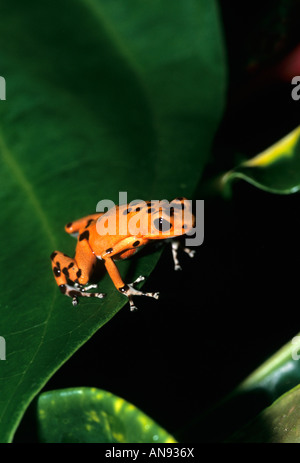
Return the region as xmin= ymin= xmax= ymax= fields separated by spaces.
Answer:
xmin=228 ymin=384 xmax=300 ymax=443
xmin=37 ymin=387 xmax=176 ymax=443
xmin=220 ymin=125 xmax=300 ymax=195
xmin=0 ymin=0 xmax=226 ymax=443
xmin=178 ymin=332 xmax=300 ymax=443
xmin=233 ymin=332 xmax=300 ymax=403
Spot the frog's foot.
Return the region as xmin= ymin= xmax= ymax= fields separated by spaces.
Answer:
xmin=171 ymin=240 xmax=196 ymax=271
xmin=182 ymin=247 xmax=196 ymax=258
xmin=119 ymin=275 xmax=160 ymax=311
xmin=59 ymin=283 xmax=106 ymax=307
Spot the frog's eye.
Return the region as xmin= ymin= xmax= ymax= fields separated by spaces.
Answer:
xmin=153 ymin=217 xmax=172 ymax=232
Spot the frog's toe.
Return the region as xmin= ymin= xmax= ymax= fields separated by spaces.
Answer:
xmin=82 ymin=283 xmax=98 ymax=291
xmin=59 ymin=283 xmax=106 ymax=305
xmin=183 ymin=247 xmax=196 ymax=258
xmin=131 ymin=275 xmax=145 ymax=285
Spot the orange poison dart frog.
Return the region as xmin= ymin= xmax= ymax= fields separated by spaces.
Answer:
xmin=50 ymin=198 xmax=196 ymax=311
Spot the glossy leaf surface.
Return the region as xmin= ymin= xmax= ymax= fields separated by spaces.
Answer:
xmin=221 ymin=126 xmax=300 ymax=195
xmin=0 ymin=0 xmax=225 ymax=442
xmin=38 ymin=387 xmax=176 ymax=443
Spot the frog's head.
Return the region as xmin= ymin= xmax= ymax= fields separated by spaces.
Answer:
xmin=146 ymin=198 xmax=195 ymax=240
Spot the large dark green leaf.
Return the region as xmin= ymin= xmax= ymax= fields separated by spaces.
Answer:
xmin=37 ymin=387 xmax=176 ymax=443
xmin=0 ymin=0 xmax=226 ymax=442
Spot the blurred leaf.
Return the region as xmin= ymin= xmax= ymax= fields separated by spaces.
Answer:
xmin=228 ymin=384 xmax=300 ymax=443
xmin=37 ymin=387 xmax=176 ymax=443
xmin=178 ymin=332 xmax=300 ymax=442
xmin=0 ymin=0 xmax=226 ymax=442
xmin=221 ymin=125 xmax=300 ymax=195
xmin=234 ymin=332 xmax=300 ymax=403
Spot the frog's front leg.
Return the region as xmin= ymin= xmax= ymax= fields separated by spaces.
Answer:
xmin=99 ymin=238 xmax=159 ymax=311
xmin=64 ymin=213 xmax=104 ymax=237
xmin=50 ymin=241 xmax=105 ymax=306
xmin=103 ymin=256 xmax=159 ymax=311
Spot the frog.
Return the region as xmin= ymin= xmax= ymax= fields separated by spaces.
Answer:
xmin=50 ymin=197 xmax=195 ymax=311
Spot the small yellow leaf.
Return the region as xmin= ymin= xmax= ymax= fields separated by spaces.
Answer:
xmin=244 ymin=126 xmax=300 ymax=168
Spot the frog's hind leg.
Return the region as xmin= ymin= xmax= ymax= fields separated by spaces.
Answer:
xmin=60 ymin=282 xmax=105 ymax=307
xmin=50 ymin=250 xmax=105 ymax=306
xmin=64 ymin=213 xmax=104 ymax=238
